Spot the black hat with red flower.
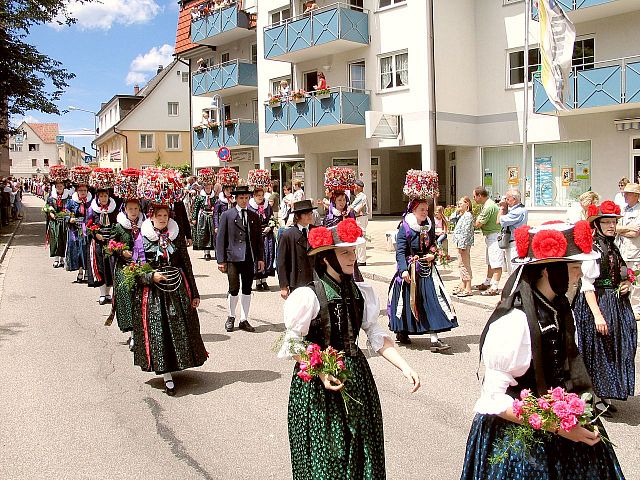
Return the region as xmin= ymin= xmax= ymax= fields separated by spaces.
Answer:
xmin=512 ymin=220 xmax=600 ymax=265
xmin=308 ymin=218 xmax=364 ymax=255
xmin=585 ymin=200 xmax=623 ymax=224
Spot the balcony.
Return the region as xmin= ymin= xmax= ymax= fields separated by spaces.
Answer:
xmin=264 ymin=3 xmax=369 ymax=63
xmin=191 ymin=3 xmax=254 ymax=47
xmin=192 ymin=60 xmax=257 ymax=97
xmin=193 ymin=119 xmax=259 ymax=150
xmin=533 ymin=55 xmax=640 ymax=115
xmin=264 ymin=87 xmax=370 ymax=134
xmin=533 ymin=0 xmax=637 ymax=23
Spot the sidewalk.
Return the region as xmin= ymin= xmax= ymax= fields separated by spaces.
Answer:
xmin=359 ymin=217 xmax=507 ymax=311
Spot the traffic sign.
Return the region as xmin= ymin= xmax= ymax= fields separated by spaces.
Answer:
xmin=218 ymin=147 xmax=231 ymax=162
xmin=83 ymin=155 xmax=92 ymax=164
xmin=15 ymin=134 xmax=23 ymax=144
xmin=56 ymin=135 xmax=64 ymax=145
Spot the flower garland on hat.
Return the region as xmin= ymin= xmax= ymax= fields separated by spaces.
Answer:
xmin=403 ymin=170 xmax=439 ymax=200
xmin=248 ymin=169 xmax=271 ymax=189
xmin=89 ymin=167 xmax=116 ymax=191
xmin=198 ymin=168 xmax=215 ymax=185
xmin=513 ymin=220 xmax=595 ymax=264
xmin=114 ymin=168 xmax=142 ymax=200
xmin=70 ymin=165 xmax=92 ymax=186
xmin=324 ymin=167 xmax=355 ymax=193
xmin=137 ymin=168 xmax=183 ymax=206
xmin=49 ymin=165 xmax=69 ymax=184
xmin=216 ymin=167 xmax=239 ymax=187
xmin=308 ymin=218 xmax=363 ymax=253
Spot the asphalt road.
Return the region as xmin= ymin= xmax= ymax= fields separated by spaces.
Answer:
xmin=0 ymin=194 xmax=638 ymax=480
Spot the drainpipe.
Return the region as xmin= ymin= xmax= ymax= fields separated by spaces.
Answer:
xmin=177 ymin=56 xmax=193 ymax=174
xmin=426 ymin=0 xmax=438 ymax=167
xmin=114 ymin=126 xmax=128 ymax=170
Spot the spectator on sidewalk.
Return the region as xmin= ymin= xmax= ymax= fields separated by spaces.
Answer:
xmin=452 ymin=196 xmax=474 ymax=297
xmin=615 ymin=177 xmax=630 ymax=211
xmin=617 ymin=182 xmax=640 ymax=320
xmin=349 ymin=179 xmax=369 ymax=266
xmin=497 ymin=188 xmax=528 ymax=274
xmin=434 ymin=205 xmax=448 ymax=250
xmin=566 ymin=190 xmax=600 ymax=224
xmin=473 ymin=186 xmax=502 ymax=296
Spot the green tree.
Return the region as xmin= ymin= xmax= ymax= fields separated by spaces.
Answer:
xmin=0 ymin=0 xmax=92 ymax=142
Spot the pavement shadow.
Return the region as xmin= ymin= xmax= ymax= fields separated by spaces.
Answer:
xmin=400 ymin=334 xmax=480 ymax=354
xmin=146 ymin=369 xmax=282 ymax=397
xmin=253 ymin=321 xmax=286 ymax=334
xmin=0 ymin=322 xmax=26 ymax=343
xmin=366 ymin=261 xmax=395 ymax=267
xmin=604 ymin=396 xmax=640 ymax=427
xmin=201 ymin=333 xmax=231 ymax=343
xmin=199 ymin=293 xmax=230 ymax=300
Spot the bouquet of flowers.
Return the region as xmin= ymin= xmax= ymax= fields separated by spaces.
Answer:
xmin=429 ymin=245 xmax=450 ymax=267
xmin=49 ymin=165 xmax=69 ymax=183
xmin=55 ymin=209 xmax=74 ymax=220
xmin=114 ymin=168 xmax=142 ymax=200
xmin=296 ymin=343 xmax=361 ymax=414
xmin=104 ymin=240 xmax=129 ymax=256
xmin=490 ymin=387 xmax=608 ymax=465
xmin=324 ymin=166 xmax=356 ymax=192
xmin=122 ymin=262 xmax=154 ymax=291
xmin=216 ymin=167 xmax=239 ymax=187
xmin=248 ymin=169 xmax=271 ymax=189
xmin=70 ymin=165 xmax=92 ymax=186
xmin=87 ymin=224 xmax=101 ymax=236
xmin=137 ymin=168 xmax=184 ymax=205
xmin=42 ymin=204 xmax=55 ymax=216
xmin=403 ymin=170 xmax=439 ymax=200
xmin=89 ymin=167 xmax=116 ymax=191
xmin=267 ymin=215 xmax=278 ymax=229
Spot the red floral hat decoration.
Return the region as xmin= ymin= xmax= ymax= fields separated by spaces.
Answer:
xmin=198 ymin=168 xmax=215 ymax=185
xmin=308 ymin=218 xmax=365 ymax=255
xmin=403 ymin=170 xmax=439 ymax=200
xmin=248 ymin=169 xmax=271 ymax=189
xmin=586 ymin=200 xmax=623 ymax=224
xmin=114 ymin=168 xmax=142 ymax=200
xmin=216 ymin=167 xmax=239 ymax=187
xmin=89 ymin=167 xmax=116 ymax=191
xmin=70 ymin=165 xmax=92 ymax=186
xmin=136 ymin=168 xmax=184 ymax=206
xmin=512 ymin=220 xmax=599 ymax=265
xmin=48 ymin=165 xmax=69 ymax=184
xmin=324 ymin=167 xmax=356 ymax=193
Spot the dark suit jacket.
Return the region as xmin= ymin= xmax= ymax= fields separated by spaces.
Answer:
xmin=277 ymin=226 xmax=315 ymax=290
xmin=216 ymin=207 xmax=264 ymax=264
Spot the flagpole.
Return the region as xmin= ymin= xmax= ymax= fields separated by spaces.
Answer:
xmin=522 ymin=0 xmax=530 ymax=205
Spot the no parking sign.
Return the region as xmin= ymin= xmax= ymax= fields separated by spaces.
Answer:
xmin=218 ymin=147 xmax=231 ymax=162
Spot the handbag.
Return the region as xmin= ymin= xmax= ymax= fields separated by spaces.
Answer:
xmin=498 ymin=226 xmax=511 ymax=249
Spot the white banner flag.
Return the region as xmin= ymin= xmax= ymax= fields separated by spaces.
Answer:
xmin=537 ymin=0 xmax=576 ymax=110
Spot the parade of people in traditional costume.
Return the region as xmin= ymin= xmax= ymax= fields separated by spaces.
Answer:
xmin=86 ymin=167 xmax=118 ymax=305
xmin=44 ymin=165 xmax=71 ymax=269
xmin=247 ymin=169 xmax=276 ymax=291
xmin=461 ymin=221 xmax=625 ymax=480
xmin=65 ymin=166 xmax=93 ymax=283
xmin=132 ymin=168 xmax=207 ymax=396
xmin=191 ymin=168 xmax=217 ymax=260
xmin=213 ymin=167 xmax=238 ymax=251
xmin=278 ymin=218 xmax=420 ymax=480
xmin=387 ymin=170 xmax=458 ymax=349
xmin=216 ymin=183 xmax=265 ymax=333
xmin=572 ymin=200 xmax=637 ymax=415
xmin=108 ymin=168 xmax=145 ymax=347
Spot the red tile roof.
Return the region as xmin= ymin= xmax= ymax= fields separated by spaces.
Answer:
xmin=28 ymin=123 xmax=59 ymax=144
xmin=175 ymin=0 xmax=208 ymax=56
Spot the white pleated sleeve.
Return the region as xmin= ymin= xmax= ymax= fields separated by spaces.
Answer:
xmin=278 ymin=287 xmax=320 ymax=359
xmin=357 ymin=282 xmax=393 ymax=353
xmin=580 ymin=259 xmax=600 ymax=293
xmin=473 ymin=309 xmax=532 ymax=415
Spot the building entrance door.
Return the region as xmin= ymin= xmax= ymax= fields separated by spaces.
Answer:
xmin=371 ymin=161 xmax=380 ymax=214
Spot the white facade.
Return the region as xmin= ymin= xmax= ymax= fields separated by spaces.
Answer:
xmin=8 ymin=123 xmax=60 ymax=177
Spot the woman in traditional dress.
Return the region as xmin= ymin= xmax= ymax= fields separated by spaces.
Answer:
xmin=248 ymin=185 xmax=276 ymax=291
xmin=45 ymin=170 xmax=71 ymax=268
xmin=323 ymin=191 xmax=355 ymax=228
xmin=109 ymin=169 xmax=145 ymax=348
xmin=279 ymin=218 xmax=420 ymax=480
xmin=214 ymin=185 xmax=234 ymax=235
xmin=388 ymin=195 xmax=458 ymax=348
xmin=86 ymin=168 xmax=118 ymax=305
xmin=191 ymin=168 xmax=217 ymax=261
xmin=573 ymin=201 xmax=637 ymax=415
xmin=132 ymin=169 xmax=207 ymax=396
xmin=461 ymin=221 xmax=625 ymax=480
xmin=65 ymin=167 xmax=93 ymax=283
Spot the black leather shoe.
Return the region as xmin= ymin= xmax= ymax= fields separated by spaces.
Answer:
xmin=74 ymin=274 xmax=83 ymax=283
xmin=225 ymin=316 xmax=235 ymax=332
xmin=238 ymin=320 xmax=255 ymax=332
xmin=204 ymin=253 xmax=212 ymax=261
xmin=99 ymin=296 xmax=107 ymax=305
xmin=396 ymin=332 xmax=411 ymax=345
xmin=164 ymin=381 xmax=176 ymax=396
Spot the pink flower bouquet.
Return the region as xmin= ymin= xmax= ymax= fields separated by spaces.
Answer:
xmin=104 ymin=240 xmax=129 ymax=256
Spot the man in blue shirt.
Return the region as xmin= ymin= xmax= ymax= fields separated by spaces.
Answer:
xmin=498 ymin=188 xmax=528 ymax=273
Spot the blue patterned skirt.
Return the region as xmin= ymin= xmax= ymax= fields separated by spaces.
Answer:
xmin=255 ymin=232 xmax=275 ymax=279
xmin=65 ymin=226 xmax=87 ymax=271
xmin=573 ymin=288 xmax=637 ymax=400
xmin=461 ymin=414 xmax=625 ymax=479
xmin=387 ymin=265 xmax=458 ymax=334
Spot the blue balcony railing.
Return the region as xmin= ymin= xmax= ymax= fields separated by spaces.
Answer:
xmin=264 ymin=3 xmax=369 ymax=63
xmin=192 ymin=60 xmax=257 ymax=96
xmin=265 ymin=87 xmax=370 ymax=134
xmin=191 ymin=3 xmax=252 ymax=46
xmin=193 ymin=119 xmax=259 ymax=150
xmin=534 ymin=55 xmax=640 ymax=114
xmin=532 ymin=0 xmax=621 ymax=20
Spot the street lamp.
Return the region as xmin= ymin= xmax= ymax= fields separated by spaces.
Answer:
xmin=67 ymin=106 xmax=98 ymax=158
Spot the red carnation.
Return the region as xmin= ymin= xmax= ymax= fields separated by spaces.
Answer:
xmin=587 ymin=204 xmax=598 ymax=218
xmin=542 ymin=220 xmax=565 ymax=225
xmin=121 ymin=168 xmax=141 ymax=177
xmin=532 ymin=229 xmax=568 ymax=259
xmin=573 ymin=220 xmax=593 ymax=253
xmin=599 ymin=200 xmax=619 ymax=216
xmin=308 ymin=227 xmax=334 ymax=249
xmin=514 ymin=225 xmax=531 ymax=258
xmin=336 ymin=218 xmax=362 ymax=243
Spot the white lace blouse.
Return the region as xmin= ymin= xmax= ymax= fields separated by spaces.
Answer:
xmin=474 ymin=309 xmax=532 ymax=415
xmin=277 ymin=282 xmax=392 ymax=359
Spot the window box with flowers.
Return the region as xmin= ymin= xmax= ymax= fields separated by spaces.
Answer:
xmin=208 ymin=121 xmax=219 ymax=130
xmin=315 ymin=88 xmax=331 ymax=99
xmin=194 ymin=124 xmax=205 ymax=134
xmin=268 ymin=95 xmax=282 ymax=108
xmin=292 ymin=90 xmax=307 ymax=103
xmin=225 ymin=119 xmax=237 ymax=128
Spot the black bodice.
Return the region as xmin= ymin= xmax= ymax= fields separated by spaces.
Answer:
xmin=305 ymin=274 xmax=365 ymax=357
xmin=593 ymin=237 xmax=626 ymax=289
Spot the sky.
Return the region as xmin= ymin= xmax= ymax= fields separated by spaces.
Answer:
xmin=13 ymin=0 xmax=182 ymax=153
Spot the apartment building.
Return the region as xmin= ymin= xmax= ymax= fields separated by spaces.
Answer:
xmin=9 ymin=122 xmax=62 ymax=177
xmin=94 ymin=60 xmax=191 ymax=171
xmin=436 ymin=0 xmax=640 ymax=213
xmin=59 ymin=143 xmax=91 ymax=169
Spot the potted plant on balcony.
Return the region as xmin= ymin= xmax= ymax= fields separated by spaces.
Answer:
xmin=268 ymin=95 xmax=282 ymax=108
xmin=194 ymin=124 xmax=205 ymax=134
xmin=315 ymin=87 xmax=331 ymax=100
xmin=225 ymin=119 xmax=237 ymax=128
xmin=291 ymin=89 xmax=307 ymax=104
xmin=208 ymin=120 xmax=219 ymax=130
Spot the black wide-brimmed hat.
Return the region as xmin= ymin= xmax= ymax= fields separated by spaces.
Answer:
xmin=291 ymin=199 xmax=317 ymax=213
xmin=231 ymin=185 xmax=252 ymax=195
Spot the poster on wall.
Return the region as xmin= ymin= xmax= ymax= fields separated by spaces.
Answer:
xmin=507 ymin=166 xmax=520 ymax=186
xmin=534 ymin=157 xmax=554 ymax=206
xmin=483 ymin=170 xmax=493 ymax=197
xmin=576 ymin=160 xmax=590 ymax=180
xmin=561 ymin=167 xmax=574 ymax=186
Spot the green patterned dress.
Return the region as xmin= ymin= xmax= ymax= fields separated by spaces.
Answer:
xmin=132 ymin=218 xmax=207 ymax=374
xmin=45 ymin=191 xmax=69 ymax=258
xmin=280 ymin=275 xmax=392 ymax=480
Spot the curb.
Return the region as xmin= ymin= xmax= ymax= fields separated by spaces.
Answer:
xmin=361 ymin=269 xmax=495 ymax=312
xmin=0 ymin=218 xmax=22 ymax=265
